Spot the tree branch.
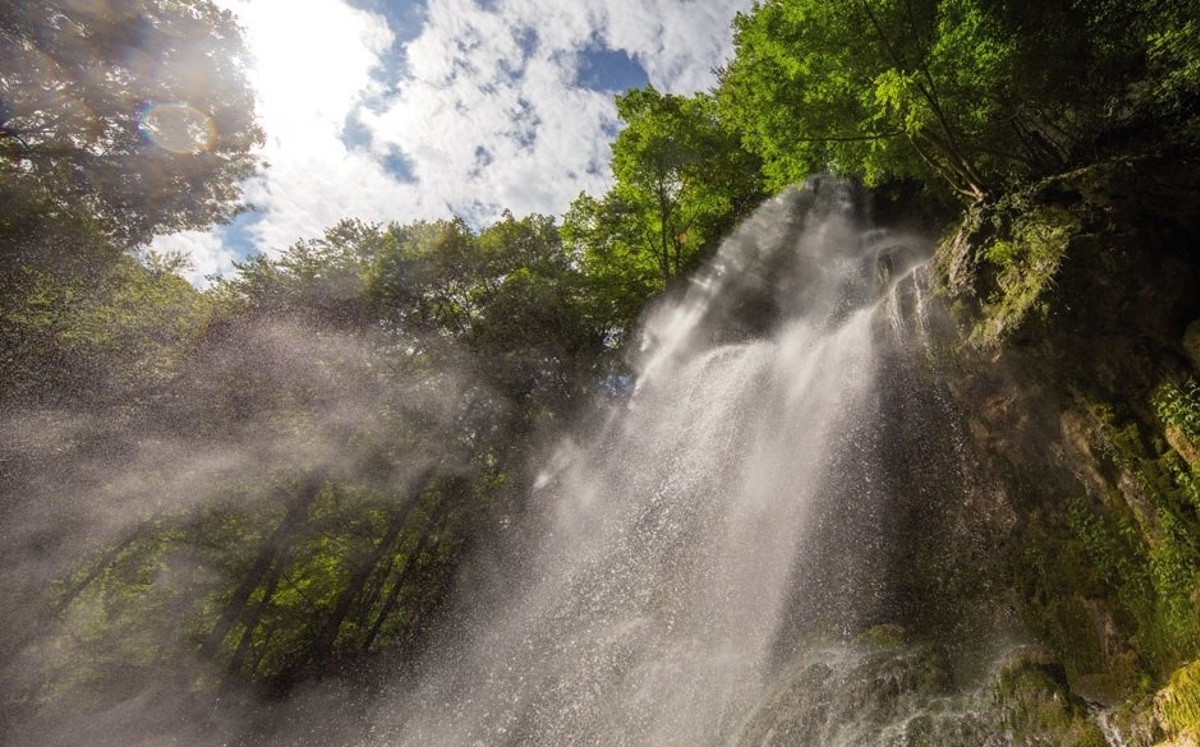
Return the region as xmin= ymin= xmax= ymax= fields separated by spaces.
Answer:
xmin=792 ymin=129 xmax=906 ymax=143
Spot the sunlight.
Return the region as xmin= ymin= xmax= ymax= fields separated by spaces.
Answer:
xmin=220 ymin=0 xmax=393 ymax=148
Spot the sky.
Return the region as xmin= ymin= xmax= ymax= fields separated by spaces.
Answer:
xmin=154 ymin=0 xmax=755 ymax=285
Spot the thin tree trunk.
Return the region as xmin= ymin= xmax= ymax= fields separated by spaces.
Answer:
xmin=50 ymin=527 xmax=146 ymax=618
xmin=658 ymin=197 xmax=672 ymax=281
xmin=202 ymin=472 xmax=323 ymax=660
xmin=0 ymin=526 xmax=146 ymax=673
xmin=858 ymin=0 xmax=987 ymax=200
xmin=229 ymin=561 xmax=285 ymax=674
xmin=915 ymin=129 xmax=987 ymax=200
xmin=905 ymin=133 xmax=977 ymax=200
xmin=360 ymin=521 xmax=441 ymax=653
xmin=305 ymin=468 xmax=437 ymax=671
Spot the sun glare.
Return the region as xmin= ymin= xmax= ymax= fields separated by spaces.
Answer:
xmin=223 ymin=0 xmax=394 ymax=146
xmin=137 ymin=102 xmax=217 ymax=154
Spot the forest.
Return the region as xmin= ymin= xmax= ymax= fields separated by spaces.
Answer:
xmin=2 ymin=0 xmax=1200 ymax=745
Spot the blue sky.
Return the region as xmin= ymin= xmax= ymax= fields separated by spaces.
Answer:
xmin=153 ymin=0 xmax=753 ymax=284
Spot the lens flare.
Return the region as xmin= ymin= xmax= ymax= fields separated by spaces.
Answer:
xmin=137 ymin=102 xmax=217 ymax=154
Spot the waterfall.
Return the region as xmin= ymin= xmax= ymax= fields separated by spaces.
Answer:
xmin=371 ymin=179 xmax=963 ymax=746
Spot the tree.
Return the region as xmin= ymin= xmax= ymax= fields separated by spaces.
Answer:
xmin=608 ymin=87 xmax=763 ymax=281
xmin=0 ymin=249 xmax=213 ymax=407
xmin=563 ymin=86 xmax=766 ymax=339
xmin=717 ymin=0 xmax=1022 ymax=201
xmin=1083 ymin=0 xmax=1200 ymax=142
xmin=138 ymin=211 xmax=608 ymax=687
xmin=467 ymin=211 xmax=602 ymax=416
xmin=0 ymin=0 xmax=263 ymax=269
xmin=717 ymin=0 xmax=1200 ymax=202
xmin=0 ymin=251 xmax=217 ymax=703
xmin=218 ymin=218 xmax=384 ymax=331
xmin=221 ymin=211 xmax=603 ymax=422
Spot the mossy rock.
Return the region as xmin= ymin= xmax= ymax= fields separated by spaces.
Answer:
xmin=990 ymin=647 xmax=1109 ymax=747
xmin=738 ymin=644 xmax=1120 ymax=746
xmin=1155 ymin=660 xmax=1200 ymax=745
xmin=856 ymin=623 xmax=908 ymax=648
xmin=970 ymin=204 xmax=1080 ymax=349
xmin=1106 ymin=659 xmax=1200 ymax=747
xmin=736 ymin=645 xmax=955 ymax=747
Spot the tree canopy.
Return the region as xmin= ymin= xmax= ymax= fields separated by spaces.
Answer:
xmin=716 ymin=0 xmax=1200 ymax=201
xmin=4 ymin=0 xmax=1200 ymax=738
xmin=0 ymin=0 xmax=263 ymax=270
xmin=563 ymin=85 xmax=766 ymax=338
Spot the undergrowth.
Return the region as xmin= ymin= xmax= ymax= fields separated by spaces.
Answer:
xmin=971 ymin=204 xmax=1079 ymax=348
xmin=1064 ymin=393 xmax=1200 ymax=680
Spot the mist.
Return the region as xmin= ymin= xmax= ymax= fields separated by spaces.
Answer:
xmin=0 ymin=314 xmax=499 ymax=747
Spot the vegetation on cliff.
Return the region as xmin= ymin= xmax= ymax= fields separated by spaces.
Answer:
xmin=2 ymin=0 xmax=1199 ymax=744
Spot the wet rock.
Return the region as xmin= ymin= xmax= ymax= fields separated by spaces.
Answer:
xmin=736 ymin=644 xmax=960 ymax=747
xmin=990 ymin=646 xmax=1108 ymax=747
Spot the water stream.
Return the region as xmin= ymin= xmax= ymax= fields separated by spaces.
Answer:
xmin=367 ymin=180 xmax=1021 ymax=746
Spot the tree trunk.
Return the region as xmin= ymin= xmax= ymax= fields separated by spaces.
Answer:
xmin=229 ymin=559 xmax=285 ymax=674
xmin=304 ymin=468 xmax=437 ymax=673
xmin=360 ymin=517 xmax=442 ymax=654
xmin=202 ymin=472 xmax=324 ymax=661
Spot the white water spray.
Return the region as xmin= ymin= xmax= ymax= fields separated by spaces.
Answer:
xmin=371 ymin=180 xmax=945 ymax=746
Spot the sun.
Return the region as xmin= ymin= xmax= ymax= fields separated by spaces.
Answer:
xmin=217 ymin=0 xmax=395 ymax=149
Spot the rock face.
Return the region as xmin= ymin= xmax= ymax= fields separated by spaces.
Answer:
xmin=926 ymin=156 xmax=1200 ymax=745
xmin=1184 ymin=321 xmax=1200 ymax=371
xmin=736 ymin=643 xmax=978 ymax=747
xmin=729 ymin=158 xmax=1200 ymax=747
xmin=735 ymin=640 xmax=1106 ymax=747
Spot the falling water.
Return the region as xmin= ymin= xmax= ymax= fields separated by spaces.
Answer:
xmin=371 ymin=179 xmax=968 ymax=746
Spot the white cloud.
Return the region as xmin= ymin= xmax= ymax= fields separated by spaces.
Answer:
xmin=153 ymin=0 xmax=754 ymax=284
xmin=151 ymin=229 xmax=238 ymax=286
xmin=607 ymin=0 xmax=749 ymax=92
xmin=229 ymin=0 xmax=394 ymax=144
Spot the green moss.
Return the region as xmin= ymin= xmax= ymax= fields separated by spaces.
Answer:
xmin=1058 ymin=404 xmax=1200 ymax=686
xmin=1012 ymin=504 xmax=1145 ymax=705
xmin=1047 ymin=597 xmax=1107 ymax=680
xmin=971 ymin=205 xmax=1080 ymax=348
xmin=855 ymin=623 xmax=908 ymax=648
xmin=991 ymin=648 xmax=1110 ymax=746
xmin=1003 ymin=391 xmax=1200 ymax=708
xmin=1157 ymin=660 xmax=1200 ymax=737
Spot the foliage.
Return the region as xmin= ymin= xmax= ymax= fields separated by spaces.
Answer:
xmin=1086 ymin=0 xmax=1200 ymax=127
xmin=1063 ymin=404 xmax=1200 ymax=676
xmin=222 ymin=212 xmax=604 ymax=420
xmin=194 ymin=472 xmax=469 ymax=685
xmin=160 ymin=210 xmax=607 ymax=687
xmin=608 ymin=87 xmax=764 ymax=280
xmin=562 ymin=86 xmax=766 ymax=340
xmin=1155 ymin=379 xmax=1200 ymax=445
xmin=1 ymin=200 xmax=616 ymax=725
xmin=0 ymin=5 xmax=262 ymax=716
xmin=715 ymin=0 xmax=1200 ymax=202
xmin=991 ymin=648 xmax=1108 ymax=747
xmin=215 ymin=218 xmax=384 ymax=330
xmin=970 ymin=204 xmax=1079 ymax=348
xmin=1155 ymin=378 xmax=1200 ymax=530
xmin=717 ymin=0 xmax=1015 ymax=200
xmin=0 ymin=251 xmax=213 ymax=406
xmin=0 ymin=0 xmax=263 ymax=268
